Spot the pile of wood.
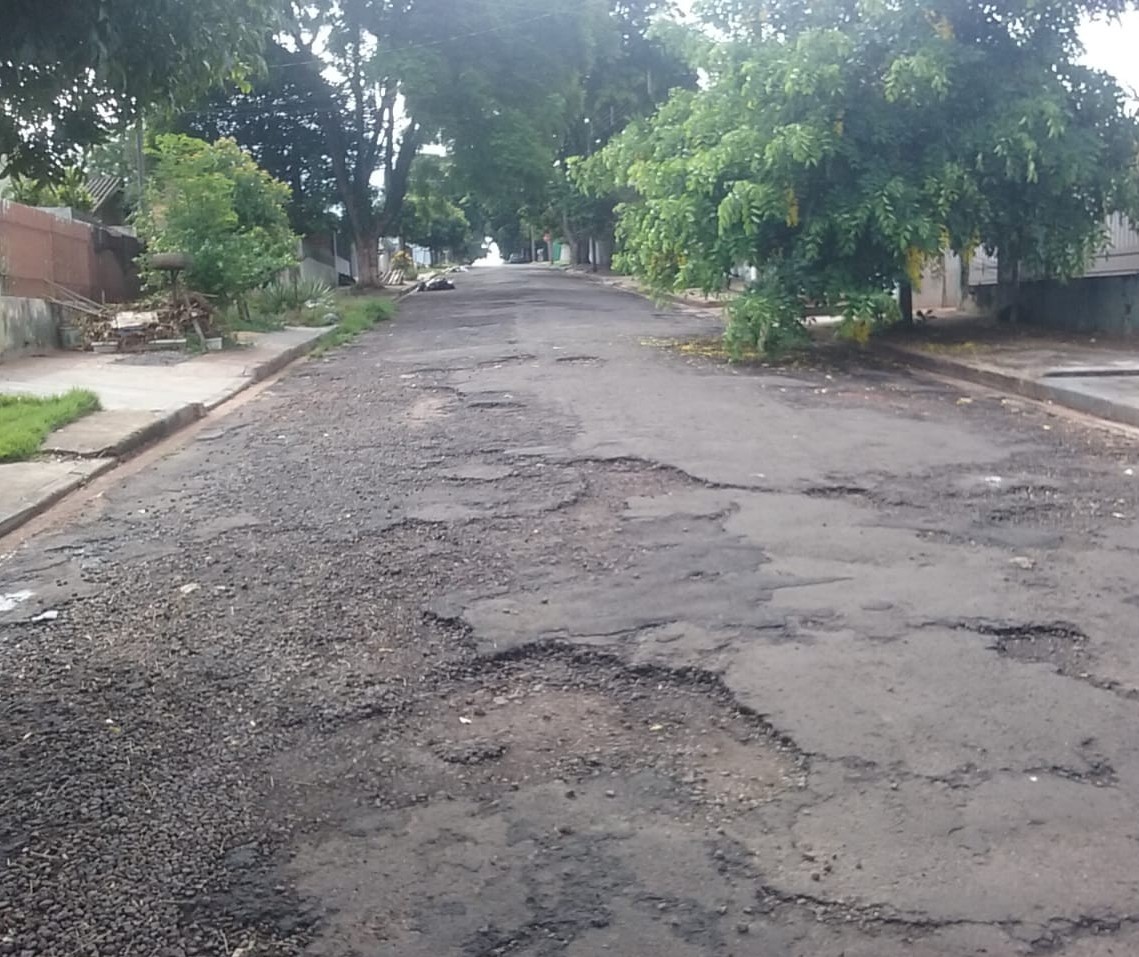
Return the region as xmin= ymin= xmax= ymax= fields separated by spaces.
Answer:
xmin=51 ymin=283 xmax=217 ymax=351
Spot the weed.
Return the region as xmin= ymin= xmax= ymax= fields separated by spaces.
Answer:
xmin=312 ymin=296 xmax=396 ymax=356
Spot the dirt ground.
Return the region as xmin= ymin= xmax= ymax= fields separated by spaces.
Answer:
xmin=3 ymin=267 xmax=1139 ymax=956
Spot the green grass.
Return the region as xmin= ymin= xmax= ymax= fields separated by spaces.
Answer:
xmin=0 ymin=389 xmax=101 ymax=462
xmin=313 ymin=295 xmax=396 ymax=356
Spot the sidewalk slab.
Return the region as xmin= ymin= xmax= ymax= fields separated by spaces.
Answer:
xmin=878 ymin=338 xmax=1139 ymax=429
xmin=0 ymin=327 xmax=327 ymax=413
xmin=41 ymin=406 xmax=204 ymax=458
xmin=0 ymin=459 xmax=115 ymax=537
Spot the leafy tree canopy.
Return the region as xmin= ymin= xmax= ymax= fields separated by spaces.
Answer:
xmin=1 ymin=0 xmax=278 ymax=180
xmin=176 ymin=0 xmax=610 ymax=284
xmin=400 ymin=155 xmax=479 ymax=261
xmin=580 ymin=0 xmax=1139 ymax=352
xmin=136 ymin=134 xmax=297 ymax=302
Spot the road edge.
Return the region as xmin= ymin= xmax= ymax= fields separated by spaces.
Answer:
xmin=875 ymin=342 xmax=1139 ymax=430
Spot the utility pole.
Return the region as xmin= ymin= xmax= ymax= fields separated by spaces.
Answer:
xmin=134 ymin=117 xmax=146 ymax=213
xmin=530 ymin=225 xmax=536 ymax=264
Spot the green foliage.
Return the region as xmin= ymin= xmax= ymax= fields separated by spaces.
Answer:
xmin=6 ymin=168 xmax=93 ymax=210
xmin=179 ymin=0 xmax=611 ymax=284
xmin=724 ymin=285 xmax=811 ymax=357
xmin=585 ymin=0 xmax=1139 ymax=351
xmin=313 ymin=296 xmax=396 ymax=355
xmin=250 ymin=278 xmax=335 ymax=315
xmin=517 ymin=1 xmax=697 ymax=261
xmin=400 ymin=156 xmax=476 ymax=256
xmin=0 ymin=390 xmax=101 ymax=463
xmin=137 ymin=135 xmax=297 ymax=302
xmin=1 ymin=0 xmax=277 ymax=180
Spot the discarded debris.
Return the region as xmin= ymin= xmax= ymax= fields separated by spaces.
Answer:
xmin=417 ymin=275 xmax=456 ymax=292
xmin=0 ymin=590 xmax=34 ymax=613
xmin=179 ymin=582 xmax=201 ymax=596
xmin=1009 ymin=556 xmax=1036 ymax=570
xmin=30 ymin=609 xmax=59 ymax=622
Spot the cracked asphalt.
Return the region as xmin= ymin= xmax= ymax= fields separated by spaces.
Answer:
xmin=3 ymin=266 xmax=1139 ymax=956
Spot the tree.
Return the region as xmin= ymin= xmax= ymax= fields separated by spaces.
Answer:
xmin=1 ymin=0 xmax=277 ymax=181
xmin=195 ymin=0 xmax=609 ymax=286
xmin=582 ymin=0 xmax=1139 ymax=352
xmin=510 ymin=1 xmax=697 ymax=264
xmin=136 ymin=134 xmax=297 ymax=302
xmin=400 ymin=156 xmax=478 ymax=263
xmin=173 ymin=51 xmax=340 ymax=236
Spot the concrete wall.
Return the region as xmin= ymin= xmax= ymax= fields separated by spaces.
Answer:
xmin=914 ymin=250 xmax=965 ymax=310
xmin=297 ymin=256 xmax=338 ymax=287
xmin=0 ymin=297 xmax=60 ymax=361
xmin=972 ymin=275 xmax=1139 ymax=335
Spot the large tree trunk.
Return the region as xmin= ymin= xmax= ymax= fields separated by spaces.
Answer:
xmin=356 ymin=233 xmax=382 ymax=287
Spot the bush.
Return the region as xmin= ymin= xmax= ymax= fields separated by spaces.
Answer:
xmin=724 ymin=286 xmax=811 ymax=357
xmin=248 ymin=277 xmax=335 ymax=316
xmin=137 ymin=135 xmax=297 ymax=302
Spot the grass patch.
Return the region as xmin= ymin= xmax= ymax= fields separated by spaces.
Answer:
xmin=0 ymin=389 xmax=101 ymax=462
xmin=313 ymin=295 xmax=396 ymax=356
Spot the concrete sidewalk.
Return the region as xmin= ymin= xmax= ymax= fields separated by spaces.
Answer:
xmin=0 ymin=326 xmax=327 ymax=536
xmin=877 ymin=317 xmax=1139 ymax=429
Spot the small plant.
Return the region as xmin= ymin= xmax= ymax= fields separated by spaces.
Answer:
xmin=136 ymin=135 xmax=297 ymax=304
xmin=313 ymin=296 xmax=396 ymax=355
xmin=248 ymin=277 xmax=335 ymax=315
xmin=836 ymin=291 xmax=901 ymax=346
xmin=724 ymin=284 xmax=811 ymax=357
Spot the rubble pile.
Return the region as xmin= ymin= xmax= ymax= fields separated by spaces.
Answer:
xmin=63 ymin=292 xmax=217 ymax=351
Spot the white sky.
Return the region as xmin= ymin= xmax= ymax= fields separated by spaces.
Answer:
xmin=1081 ymin=11 xmax=1139 ymax=101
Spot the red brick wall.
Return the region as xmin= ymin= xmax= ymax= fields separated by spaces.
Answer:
xmin=0 ymin=200 xmax=139 ymax=303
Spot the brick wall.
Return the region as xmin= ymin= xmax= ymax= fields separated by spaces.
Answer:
xmin=0 ymin=200 xmax=140 ymax=303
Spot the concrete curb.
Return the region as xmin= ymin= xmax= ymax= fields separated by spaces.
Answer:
xmin=0 ymin=459 xmax=117 ymax=539
xmin=876 ymin=342 xmax=1139 ymax=430
xmin=203 ymin=331 xmax=327 ymax=411
xmin=42 ymin=404 xmax=208 ymax=459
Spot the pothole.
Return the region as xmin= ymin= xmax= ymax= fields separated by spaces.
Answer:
xmin=954 ymin=620 xmax=1096 ymax=679
xmin=278 ymin=645 xmax=805 ymax=824
xmin=554 ymin=354 xmax=605 ymax=366
xmin=802 ymin=484 xmax=869 ymax=498
xmin=467 ymin=398 xmax=527 ymax=411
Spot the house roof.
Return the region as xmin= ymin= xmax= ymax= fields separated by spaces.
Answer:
xmin=85 ymin=174 xmax=122 ymax=214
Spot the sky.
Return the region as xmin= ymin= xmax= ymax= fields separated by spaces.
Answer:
xmin=1081 ymin=11 xmax=1139 ymax=101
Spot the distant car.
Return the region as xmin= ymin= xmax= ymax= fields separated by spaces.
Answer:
xmin=507 ymin=253 xmax=527 ymax=264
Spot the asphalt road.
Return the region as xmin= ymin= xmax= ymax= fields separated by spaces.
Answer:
xmin=3 ymin=266 xmax=1139 ymax=956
